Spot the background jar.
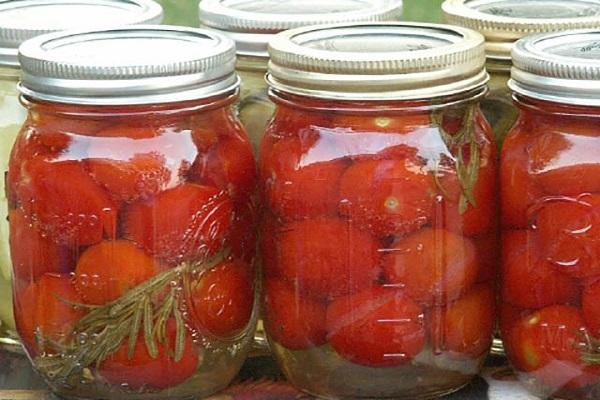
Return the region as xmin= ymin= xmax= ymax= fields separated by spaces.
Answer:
xmin=0 ymin=0 xmax=163 ymax=351
xmin=443 ymin=0 xmax=600 ymax=149
xmin=260 ymin=22 xmax=496 ymax=399
xmin=500 ymin=29 xmax=600 ymax=400
xmin=198 ymin=0 xmax=404 ymax=154
xmin=11 ymin=26 xmax=257 ymax=400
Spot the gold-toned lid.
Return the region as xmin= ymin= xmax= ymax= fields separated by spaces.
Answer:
xmin=442 ymin=0 xmax=600 ymax=60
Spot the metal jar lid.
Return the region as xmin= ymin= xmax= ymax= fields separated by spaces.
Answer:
xmin=509 ymin=29 xmax=600 ymax=106
xmin=0 ymin=0 xmax=163 ymax=67
xmin=198 ymin=0 xmax=403 ymax=58
xmin=267 ymin=22 xmax=488 ymax=101
xmin=442 ymin=0 xmax=600 ymax=61
xmin=18 ymin=26 xmax=239 ymax=106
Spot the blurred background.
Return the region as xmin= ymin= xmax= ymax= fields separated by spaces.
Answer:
xmin=158 ymin=0 xmax=445 ymax=27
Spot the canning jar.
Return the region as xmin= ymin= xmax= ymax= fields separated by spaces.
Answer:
xmin=10 ymin=26 xmax=257 ymax=399
xmin=443 ymin=0 xmax=600 ymax=149
xmin=260 ymin=22 xmax=496 ymax=399
xmin=0 ymin=0 xmax=163 ymax=350
xmin=500 ymin=29 xmax=600 ymax=400
xmin=198 ymin=0 xmax=404 ymax=154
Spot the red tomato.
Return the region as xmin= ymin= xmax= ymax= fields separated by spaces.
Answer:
xmin=263 ymin=279 xmax=327 ymax=350
xmin=275 ymin=218 xmax=380 ymax=301
xmin=502 ymin=230 xmax=536 ymax=266
xmin=326 ymin=286 xmax=426 ymax=367
xmin=266 ymin=106 xmax=333 ymax=138
xmin=9 ymin=209 xmax=73 ymax=281
xmin=535 ymin=195 xmax=600 ymax=278
xmin=473 ymin=233 xmax=498 ymax=283
xmin=500 ymin=126 xmax=543 ymax=229
xmin=501 ymin=237 xmax=579 ymax=309
xmin=332 ymin=111 xmax=431 ymax=136
xmin=382 ymin=228 xmax=479 ymax=306
xmin=15 ymin=159 xmax=118 ymax=246
xmin=16 ymin=274 xmax=85 ymax=352
xmin=499 ymin=303 xmax=531 ymax=357
xmin=32 ymin=109 xmax=111 ymax=137
xmin=582 ymin=279 xmax=600 ymax=337
xmin=338 ymin=158 xmax=434 ymax=238
xmin=99 ymin=320 xmax=199 ymax=390
xmin=259 ymin=213 xmax=282 ymax=279
xmin=507 ymin=305 xmax=590 ymax=391
xmin=260 ymin=135 xmax=348 ymax=221
xmin=74 ymin=240 xmax=159 ymax=305
xmin=189 ymin=260 xmax=254 ymax=338
xmin=226 ymin=200 xmax=258 ymax=264
xmin=123 ymin=183 xmax=234 ymax=264
xmin=188 ymin=136 xmax=257 ymax=201
xmin=429 ymin=283 xmax=495 ymax=359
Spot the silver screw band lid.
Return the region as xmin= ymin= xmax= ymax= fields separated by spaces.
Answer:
xmin=18 ymin=26 xmax=239 ymax=106
xmin=198 ymin=0 xmax=403 ymax=58
xmin=0 ymin=0 xmax=163 ymax=67
xmin=267 ymin=22 xmax=488 ymax=101
xmin=442 ymin=0 xmax=600 ymax=61
xmin=509 ymin=29 xmax=600 ymax=106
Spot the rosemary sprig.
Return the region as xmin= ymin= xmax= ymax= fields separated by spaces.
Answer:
xmin=432 ymin=104 xmax=481 ymax=214
xmin=38 ymin=252 xmax=226 ymax=381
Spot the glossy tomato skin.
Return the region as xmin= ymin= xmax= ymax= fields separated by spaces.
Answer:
xmin=9 ymin=98 xmax=257 ymax=397
xmin=500 ymin=97 xmax=600 ymax=398
xmin=260 ymin=93 xmax=497 ymax=398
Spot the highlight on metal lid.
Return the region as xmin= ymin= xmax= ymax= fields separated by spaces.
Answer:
xmin=198 ymin=0 xmax=403 ymax=58
xmin=267 ymin=22 xmax=488 ymax=101
xmin=18 ymin=26 xmax=238 ymax=105
xmin=0 ymin=0 xmax=163 ymax=66
xmin=442 ymin=0 xmax=600 ymax=60
xmin=509 ymin=29 xmax=600 ymax=105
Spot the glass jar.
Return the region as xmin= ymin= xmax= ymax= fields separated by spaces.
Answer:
xmin=10 ymin=26 xmax=257 ymax=399
xmin=260 ymin=23 xmax=496 ymax=399
xmin=198 ymin=0 xmax=404 ymax=154
xmin=0 ymin=0 xmax=163 ymax=350
xmin=501 ymin=30 xmax=600 ymax=400
xmin=443 ymin=0 xmax=600 ymax=149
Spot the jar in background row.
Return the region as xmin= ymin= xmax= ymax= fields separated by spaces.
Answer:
xmin=501 ymin=29 xmax=600 ymax=400
xmin=11 ymin=26 xmax=257 ymax=399
xmin=0 ymin=0 xmax=163 ymax=351
xmin=260 ymin=22 xmax=496 ymax=399
xmin=198 ymin=0 xmax=404 ymax=154
xmin=443 ymin=0 xmax=600 ymax=149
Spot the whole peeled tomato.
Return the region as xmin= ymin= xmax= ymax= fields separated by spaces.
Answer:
xmin=74 ymin=240 xmax=159 ymax=305
xmin=582 ymin=279 xmax=600 ymax=337
xmin=123 ymin=183 xmax=234 ymax=264
xmin=332 ymin=110 xmax=431 ymax=135
xmin=275 ymin=217 xmax=380 ymax=301
xmin=15 ymin=159 xmax=118 ymax=246
xmin=326 ymin=286 xmax=426 ymax=367
xmin=339 ymin=158 xmax=434 ymax=238
xmin=260 ymin=135 xmax=349 ymax=222
xmin=429 ymin=283 xmax=495 ymax=359
xmin=99 ymin=320 xmax=198 ymax=390
xmin=189 ymin=260 xmax=254 ymax=338
xmin=263 ymin=278 xmax=327 ymax=350
xmin=382 ymin=228 xmax=479 ymax=306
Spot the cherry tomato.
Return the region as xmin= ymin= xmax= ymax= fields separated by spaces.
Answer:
xmin=9 ymin=209 xmax=73 ymax=281
xmin=535 ymin=195 xmax=600 ymax=278
xmin=15 ymin=159 xmax=118 ymax=246
xmin=582 ymin=279 xmax=600 ymax=337
xmin=123 ymin=183 xmax=233 ymax=264
xmin=189 ymin=260 xmax=253 ymax=338
xmin=275 ymin=218 xmax=380 ymax=301
xmin=338 ymin=158 xmax=434 ymax=238
xmin=326 ymin=286 xmax=426 ymax=367
xmin=99 ymin=320 xmax=199 ymax=390
xmin=500 ymin=126 xmax=543 ymax=229
xmin=263 ymin=278 xmax=327 ymax=350
xmin=382 ymin=228 xmax=479 ymax=306
xmin=502 ymin=239 xmax=579 ymax=310
xmin=507 ymin=305 xmax=590 ymax=391
xmin=429 ymin=283 xmax=495 ymax=359
xmin=16 ymin=274 xmax=85 ymax=352
xmin=260 ymin=135 xmax=348 ymax=221
xmin=74 ymin=240 xmax=159 ymax=305
xmin=188 ymin=136 xmax=257 ymax=201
